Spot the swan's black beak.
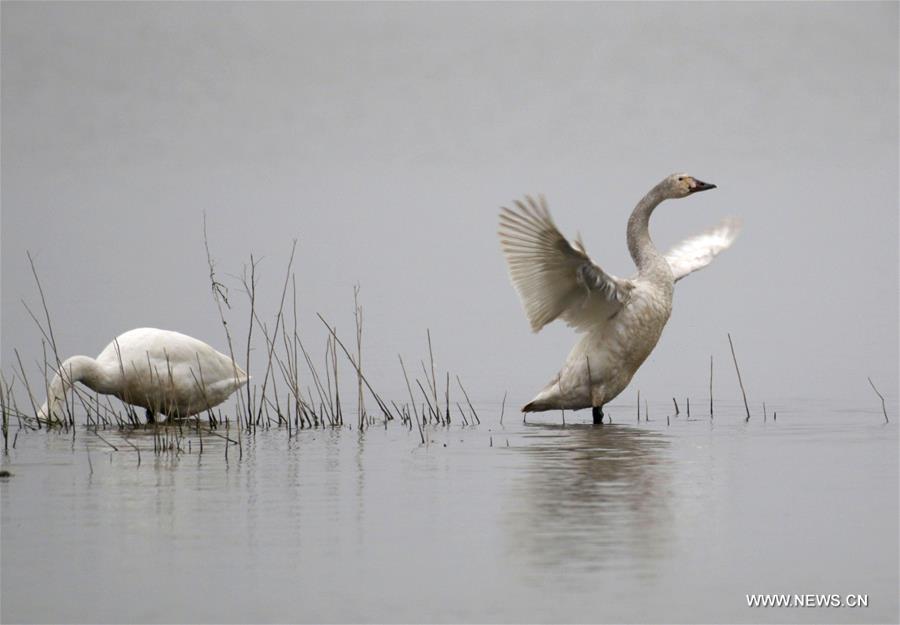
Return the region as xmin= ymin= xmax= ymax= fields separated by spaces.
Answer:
xmin=690 ymin=179 xmax=717 ymax=193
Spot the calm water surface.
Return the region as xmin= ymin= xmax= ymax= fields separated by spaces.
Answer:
xmin=1 ymin=400 xmax=897 ymax=623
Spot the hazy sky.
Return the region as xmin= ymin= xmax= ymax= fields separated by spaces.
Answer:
xmin=2 ymin=2 xmax=897 ymax=412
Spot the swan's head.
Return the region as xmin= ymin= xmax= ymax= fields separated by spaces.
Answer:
xmin=661 ymin=173 xmax=716 ymax=199
xmin=37 ymin=399 xmax=63 ymax=423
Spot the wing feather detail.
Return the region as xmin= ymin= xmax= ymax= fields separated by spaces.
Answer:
xmin=665 ymin=217 xmax=742 ymax=282
xmin=498 ymin=195 xmax=631 ymax=333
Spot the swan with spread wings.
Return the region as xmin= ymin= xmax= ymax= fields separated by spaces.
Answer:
xmin=498 ymin=173 xmax=740 ymax=424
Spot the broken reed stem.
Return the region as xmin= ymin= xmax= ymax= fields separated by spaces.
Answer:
xmin=727 ymin=333 xmax=751 ymax=422
xmin=709 ymin=354 xmax=714 ymax=418
xmin=500 ymin=390 xmax=507 ymax=425
xmin=456 ymin=376 xmax=479 ymax=424
xmin=455 ymin=402 xmax=469 ymax=426
xmin=419 ymin=362 xmax=439 ymax=423
xmin=636 ymin=389 xmax=640 ymax=423
xmin=867 ymin=377 xmax=889 ymax=423
xmin=416 ymin=379 xmax=439 ymax=423
xmin=399 ymin=356 xmax=420 ymax=427
xmin=672 ymin=397 xmax=680 ymax=416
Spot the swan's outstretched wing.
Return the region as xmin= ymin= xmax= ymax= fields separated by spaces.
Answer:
xmin=499 ymin=195 xmax=632 ymax=333
xmin=665 ymin=217 xmax=742 ymax=282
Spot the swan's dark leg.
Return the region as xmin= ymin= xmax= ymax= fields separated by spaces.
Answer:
xmin=592 ymin=405 xmax=604 ymax=425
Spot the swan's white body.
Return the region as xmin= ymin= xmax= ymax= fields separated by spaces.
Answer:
xmin=38 ymin=328 xmax=248 ymax=422
xmin=499 ymin=174 xmax=740 ymax=421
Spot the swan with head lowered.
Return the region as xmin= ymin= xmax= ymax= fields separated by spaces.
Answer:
xmin=499 ymin=173 xmax=740 ymax=424
xmin=38 ymin=328 xmax=249 ymax=423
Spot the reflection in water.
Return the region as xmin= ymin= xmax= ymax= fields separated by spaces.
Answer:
xmin=507 ymin=423 xmax=672 ymax=581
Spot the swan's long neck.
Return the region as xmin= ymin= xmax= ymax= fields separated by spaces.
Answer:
xmin=38 ymin=356 xmax=119 ymax=421
xmin=627 ymin=185 xmax=668 ymax=275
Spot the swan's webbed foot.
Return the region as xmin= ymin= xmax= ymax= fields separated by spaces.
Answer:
xmin=592 ymin=405 xmax=604 ymax=425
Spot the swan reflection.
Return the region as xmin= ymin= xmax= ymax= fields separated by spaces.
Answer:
xmin=506 ymin=423 xmax=672 ymax=578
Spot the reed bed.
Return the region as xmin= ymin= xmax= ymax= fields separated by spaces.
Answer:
xmin=1 ymin=234 xmax=491 ymax=460
xmin=1 ymin=233 xmax=893 ymax=462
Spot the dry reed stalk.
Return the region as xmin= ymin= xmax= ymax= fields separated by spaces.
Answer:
xmin=427 ymin=329 xmax=440 ymax=422
xmin=13 ymin=350 xmax=42 ymax=428
xmin=445 ymin=371 xmax=451 ymax=426
xmin=727 ymin=333 xmax=751 ymax=421
xmin=672 ymin=397 xmax=680 ymax=416
xmin=203 ymin=214 xmax=243 ymax=457
xmin=390 ymin=400 xmax=409 ymax=428
xmin=709 ymin=354 xmax=714 ymax=418
xmin=323 ymin=336 xmax=337 ymax=424
xmin=299 ymin=339 xmax=334 ymax=426
xmin=123 ymin=435 xmax=141 ymax=467
xmin=330 ymin=334 xmax=342 ymax=426
xmin=354 ymin=285 xmax=365 ymax=426
xmin=416 ymin=379 xmax=439 ymax=423
xmin=399 ymin=356 xmax=424 ymax=442
xmin=500 ymin=390 xmax=507 ymax=426
xmin=247 ymin=241 xmax=297 ymax=427
xmin=26 ymin=251 xmax=62 ymax=371
xmin=867 ymin=377 xmax=889 ymax=423
xmin=456 ymin=376 xmax=479 ymax=424
xmin=1 ymin=376 xmax=9 ymax=453
xmin=91 ymin=430 xmax=118 ymax=452
xmin=456 ymin=402 xmax=469 ymax=426
xmin=419 ymin=362 xmax=439 ymax=424
xmin=290 ymin=276 xmax=304 ymax=426
xmin=316 ymin=314 xmax=394 ymax=422
xmin=241 ymin=254 xmax=260 ymax=427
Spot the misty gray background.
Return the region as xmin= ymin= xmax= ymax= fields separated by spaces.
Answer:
xmin=2 ymin=2 xmax=897 ymax=411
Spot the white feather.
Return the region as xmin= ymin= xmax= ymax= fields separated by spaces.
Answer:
xmin=665 ymin=217 xmax=742 ymax=282
xmin=498 ymin=195 xmax=631 ymax=334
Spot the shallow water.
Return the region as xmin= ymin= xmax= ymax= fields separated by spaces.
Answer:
xmin=1 ymin=400 xmax=897 ymax=624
